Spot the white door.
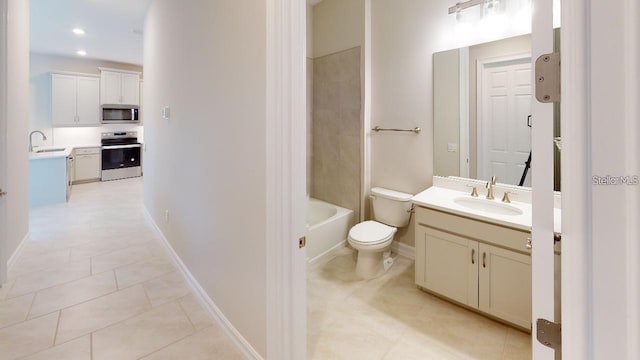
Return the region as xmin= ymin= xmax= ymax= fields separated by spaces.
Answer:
xmin=101 ymin=71 xmax=122 ymax=104
xmin=0 ymin=0 xmax=7 ymax=284
xmin=531 ymin=0 xmax=556 ymax=358
xmin=479 ymin=57 xmax=532 ymax=186
xmin=76 ymin=77 xmax=100 ymax=125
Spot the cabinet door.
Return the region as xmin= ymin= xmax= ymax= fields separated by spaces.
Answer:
xmin=76 ymin=77 xmax=100 ymax=125
xmin=417 ymin=225 xmax=479 ymax=308
xmin=51 ymin=74 xmax=78 ymax=126
xmin=121 ymin=73 xmax=140 ymax=105
xmin=74 ymin=153 xmax=101 ymax=181
xmin=101 ymin=71 xmax=122 ymax=104
xmin=479 ymin=243 xmax=531 ymax=329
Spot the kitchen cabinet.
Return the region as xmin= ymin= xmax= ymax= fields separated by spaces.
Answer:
xmin=415 ymin=206 xmax=532 ymax=330
xmin=99 ymin=68 xmax=140 ymax=105
xmin=29 ymin=153 xmax=70 ymax=207
xmin=73 ymin=147 xmax=101 ymax=183
xmin=51 ymin=73 xmax=100 ymax=127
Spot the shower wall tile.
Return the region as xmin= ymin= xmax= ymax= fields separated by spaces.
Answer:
xmin=311 ymin=47 xmax=362 ymax=223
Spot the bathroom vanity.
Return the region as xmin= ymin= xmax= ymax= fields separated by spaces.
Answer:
xmin=412 ymin=179 xmax=561 ymax=331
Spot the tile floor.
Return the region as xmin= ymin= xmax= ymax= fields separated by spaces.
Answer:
xmin=307 ymin=248 xmax=532 ymax=359
xmin=0 ymin=178 xmax=242 ymax=360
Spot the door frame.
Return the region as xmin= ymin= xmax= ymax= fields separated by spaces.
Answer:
xmin=265 ymin=0 xmax=307 ymax=359
xmin=476 ymin=52 xmax=531 ymax=182
xmin=0 ymin=0 xmax=8 ymax=285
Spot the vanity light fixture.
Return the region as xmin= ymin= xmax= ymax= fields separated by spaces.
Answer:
xmin=76 ymin=50 xmax=87 ymax=56
xmin=448 ymin=0 xmax=503 ymax=16
xmin=72 ymin=28 xmax=85 ymax=35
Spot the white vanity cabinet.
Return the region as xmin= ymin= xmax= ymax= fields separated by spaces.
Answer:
xmin=415 ymin=206 xmax=532 ymax=330
xmin=99 ymin=68 xmax=140 ymax=106
xmin=73 ymin=147 xmax=101 ymax=183
xmin=51 ymin=73 xmax=100 ymax=126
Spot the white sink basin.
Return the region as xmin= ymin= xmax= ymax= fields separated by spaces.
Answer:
xmin=453 ymin=197 xmax=524 ymax=216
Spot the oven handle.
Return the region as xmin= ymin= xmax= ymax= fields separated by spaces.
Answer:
xmin=102 ymin=144 xmax=141 ymax=150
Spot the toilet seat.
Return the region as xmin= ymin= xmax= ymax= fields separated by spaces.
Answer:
xmin=348 ymin=221 xmax=396 ymax=247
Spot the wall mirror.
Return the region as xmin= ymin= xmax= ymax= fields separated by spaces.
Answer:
xmin=433 ymin=30 xmax=560 ymax=190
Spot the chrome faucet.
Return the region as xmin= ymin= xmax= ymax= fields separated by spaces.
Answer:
xmin=486 ymin=176 xmax=497 ymax=200
xmin=29 ymin=130 xmax=47 ymax=152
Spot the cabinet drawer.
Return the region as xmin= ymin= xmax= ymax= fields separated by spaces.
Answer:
xmin=74 ymin=147 xmax=101 ymax=155
xmin=415 ymin=206 xmax=531 ymax=254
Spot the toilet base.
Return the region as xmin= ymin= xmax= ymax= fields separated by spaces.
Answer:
xmin=355 ymin=248 xmax=393 ymax=279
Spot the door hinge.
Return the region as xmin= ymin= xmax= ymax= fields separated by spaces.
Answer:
xmin=298 ymin=236 xmax=306 ymax=249
xmin=535 ymin=52 xmax=561 ymax=103
xmin=537 ymin=318 xmax=561 ymax=351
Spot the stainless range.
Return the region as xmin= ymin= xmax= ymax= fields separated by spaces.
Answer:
xmin=101 ymin=131 xmax=142 ymax=181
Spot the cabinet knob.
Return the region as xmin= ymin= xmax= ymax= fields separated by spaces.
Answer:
xmin=526 ymin=237 xmax=532 ymax=249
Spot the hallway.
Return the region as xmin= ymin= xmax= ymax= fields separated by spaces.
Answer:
xmin=0 ymin=178 xmax=241 ymax=359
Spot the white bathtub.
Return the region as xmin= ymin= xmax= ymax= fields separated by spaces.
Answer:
xmin=306 ymin=198 xmax=354 ymax=263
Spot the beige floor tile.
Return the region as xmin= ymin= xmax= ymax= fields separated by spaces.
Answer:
xmin=0 ymin=293 xmax=34 ymax=329
xmin=91 ymin=244 xmax=153 ymax=274
xmin=115 ymin=257 xmax=175 ymax=289
xmin=8 ymin=260 xmax=90 ymax=298
xmin=0 ymin=280 xmax=15 ymax=301
xmin=8 ymin=248 xmax=71 ymax=281
xmin=141 ymin=325 xmax=243 ymax=360
xmin=21 ymin=335 xmax=91 ymax=360
xmin=69 ymin=237 xmax=152 ymax=262
xmin=92 ymin=301 xmax=195 ymax=360
xmin=56 ymin=285 xmax=150 ymax=344
xmin=503 ymin=328 xmax=532 ymax=360
xmin=29 ymin=271 xmax=117 ymax=318
xmin=308 ymin=320 xmax=396 ymax=360
xmin=142 ymin=271 xmax=191 ymax=307
xmin=0 ymin=312 xmax=59 ymax=359
xmin=178 ymin=294 xmax=214 ymax=330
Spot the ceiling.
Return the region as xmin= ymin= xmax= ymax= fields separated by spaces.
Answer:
xmin=30 ymin=0 xmax=153 ymax=65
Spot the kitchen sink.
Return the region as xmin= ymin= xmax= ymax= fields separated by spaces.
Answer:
xmin=34 ymin=148 xmax=66 ymax=153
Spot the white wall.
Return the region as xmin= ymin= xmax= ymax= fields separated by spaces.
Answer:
xmin=143 ymin=0 xmax=266 ymax=356
xmin=5 ymin=0 xmax=30 ymax=262
xmin=29 ymin=53 xmax=143 ymax=147
xmin=312 ymin=0 xmax=365 ymax=58
xmin=371 ymin=0 xmax=535 ymax=246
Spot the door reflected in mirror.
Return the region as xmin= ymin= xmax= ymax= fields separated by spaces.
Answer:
xmin=433 ymin=31 xmax=561 ymax=190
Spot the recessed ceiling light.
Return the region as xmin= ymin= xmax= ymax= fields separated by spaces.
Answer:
xmin=76 ymin=50 xmax=87 ymax=56
xmin=72 ymin=28 xmax=85 ymax=35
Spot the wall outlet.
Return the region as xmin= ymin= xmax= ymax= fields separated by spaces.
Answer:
xmin=165 ymin=210 xmax=170 ymax=223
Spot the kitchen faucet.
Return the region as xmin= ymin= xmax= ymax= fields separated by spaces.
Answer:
xmin=486 ymin=176 xmax=497 ymax=200
xmin=29 ymin=130 xmax=47 ymax=152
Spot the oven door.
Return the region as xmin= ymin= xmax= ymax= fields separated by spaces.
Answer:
xmin=101 ymin=145 xmax=142 ymax=181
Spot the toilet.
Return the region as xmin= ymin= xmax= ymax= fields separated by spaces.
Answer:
xmin=348 ymin=187 xmax=414 ymax=279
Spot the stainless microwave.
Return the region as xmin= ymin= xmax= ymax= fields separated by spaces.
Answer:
xmin=101 ymin=105 xmax=139 ymax=124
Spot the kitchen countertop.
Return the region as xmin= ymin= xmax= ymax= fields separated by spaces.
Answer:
xmin=29 ymin=144 xmax=102 ymax=160
xmin=412 ymin=186 xmax=562 ymax=235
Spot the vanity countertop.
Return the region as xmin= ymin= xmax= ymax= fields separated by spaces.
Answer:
xmin=412 ymin=186 xmax=561 ymax=234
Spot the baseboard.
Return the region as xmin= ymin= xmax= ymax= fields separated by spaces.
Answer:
xmin=392 ymin=240 xmax=415 ymax=260
xmin=7 ymin=232 xmax=29 ymax=271
xmin=142 ymin=208 xmax=263 ymax=360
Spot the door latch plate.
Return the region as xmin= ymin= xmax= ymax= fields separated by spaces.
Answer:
xmin=535 ymin=53 xmax=561 ymax=103
xmin=298 ymin=236 xmax=306 ymax=249
xmin=536 ymin=318 xmax=561 ymax=351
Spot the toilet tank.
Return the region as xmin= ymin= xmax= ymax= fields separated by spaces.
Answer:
xmin=371 ymin=187 xmax=414 ymax=227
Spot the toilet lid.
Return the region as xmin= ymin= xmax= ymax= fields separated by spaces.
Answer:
xmin=349 ymin=221 xmax=396 ymax=246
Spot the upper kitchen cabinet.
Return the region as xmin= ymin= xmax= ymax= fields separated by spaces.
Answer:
xmin=51 ymin=73 xmax=100 ymax=127
xmin=99 ymin=68 xmax=141 ymax=106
